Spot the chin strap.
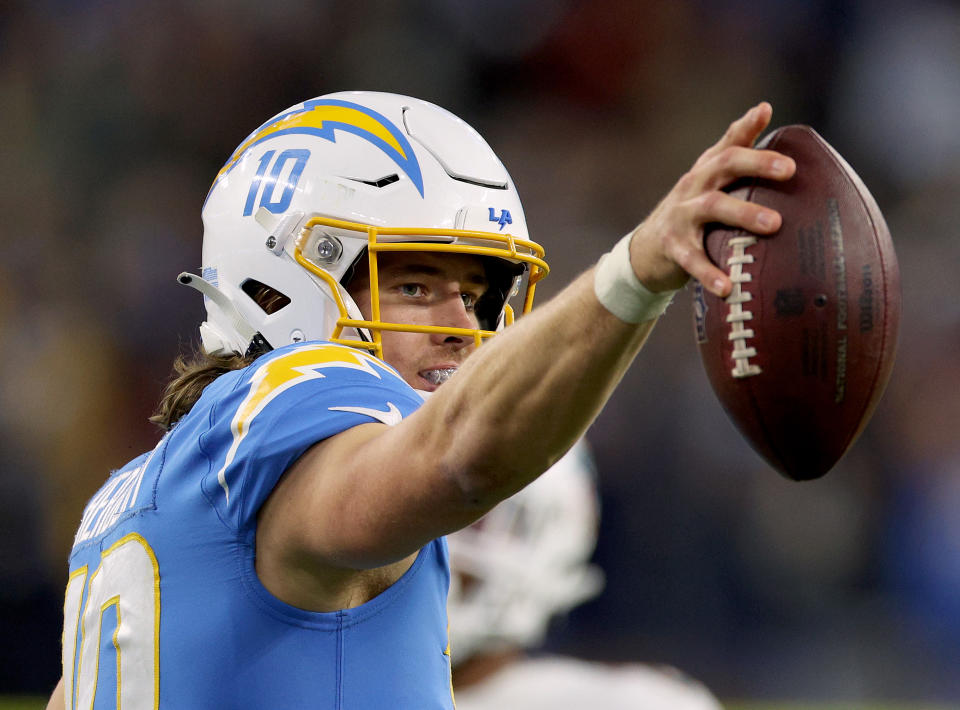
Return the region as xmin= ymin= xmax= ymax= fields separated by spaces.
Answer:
xmin=243 ymin=332 xmax=273 ymax=359
xmin=177 ymin=272 xmax=272 ymax=357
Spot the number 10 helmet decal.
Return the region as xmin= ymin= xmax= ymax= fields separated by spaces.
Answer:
xmin=185 ymin=91 xmax=548 ymax=359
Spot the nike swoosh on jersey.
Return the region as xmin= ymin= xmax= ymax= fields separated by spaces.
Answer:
xmin=328 ymin=402 xmax=403 ymax=426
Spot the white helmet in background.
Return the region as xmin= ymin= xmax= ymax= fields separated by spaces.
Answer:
xmin=447 ymin=439 xmax=605 ymax=663
xmin=183 ymin=91 xmax=548 ymax=359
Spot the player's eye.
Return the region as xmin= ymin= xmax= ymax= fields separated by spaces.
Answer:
xmin=460 ymin=292 xmax=477 ymax=310
xmin=399 ymin=283 xmax=425 ymax=298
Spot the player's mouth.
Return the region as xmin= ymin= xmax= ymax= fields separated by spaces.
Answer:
xmin=419 ymin=367 xmax=458 ymax=389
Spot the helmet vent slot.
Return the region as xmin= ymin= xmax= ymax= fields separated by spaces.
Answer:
xmin=348 ymin=174 xmax=400 ymax=188
xmin=241 ymin=279 xmax=291 ymax=315
xmin=450 ymin=174 xmax=508 ymax=190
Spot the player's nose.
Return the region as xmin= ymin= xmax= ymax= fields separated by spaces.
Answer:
xmin=429 ymin=295 xmax=477 ymax=347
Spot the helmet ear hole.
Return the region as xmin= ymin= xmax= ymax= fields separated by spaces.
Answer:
xmin=475 ymin=258 xmax=526 ymax=331
xmin=241 ymin=279 xmax=292 ymax=315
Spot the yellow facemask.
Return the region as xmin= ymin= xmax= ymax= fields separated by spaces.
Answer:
xmin=293 ymin=215 xmax=548 ymax=360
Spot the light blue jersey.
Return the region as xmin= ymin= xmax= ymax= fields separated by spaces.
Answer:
xmin=62 ymin=342 xmax=454 ymax=709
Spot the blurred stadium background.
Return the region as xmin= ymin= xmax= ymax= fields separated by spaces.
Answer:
xmin=2 ymin=0 xmax=959 ymax=706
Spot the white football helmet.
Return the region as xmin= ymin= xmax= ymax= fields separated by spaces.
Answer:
xmin=447 ymin=439 xmax=605 ymax=663
xmin=183 ymin=91 xmax=548 ymax=359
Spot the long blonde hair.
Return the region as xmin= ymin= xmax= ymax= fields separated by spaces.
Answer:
xmin=149 ymin=350 xmax=253 ymax=430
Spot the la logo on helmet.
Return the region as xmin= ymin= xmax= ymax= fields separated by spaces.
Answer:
xmin=488 ymin=208 xmax=512 ymax=231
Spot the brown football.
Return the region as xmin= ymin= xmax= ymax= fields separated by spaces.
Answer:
xmin=693 ymin=125 xmax=900 ymax=480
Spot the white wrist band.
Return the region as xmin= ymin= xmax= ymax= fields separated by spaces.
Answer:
xmin=594 ymin=233 xmax=677 ymax=323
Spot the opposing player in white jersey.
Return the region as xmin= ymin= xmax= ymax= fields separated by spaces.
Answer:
xmin=48 ymin=92 xmax=794 ymax=708
xmin=448 ymin=440 xmax=723 ymax=710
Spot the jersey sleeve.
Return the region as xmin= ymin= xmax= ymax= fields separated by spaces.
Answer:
xmin=198 ymin=342 xmax=423 ymax=531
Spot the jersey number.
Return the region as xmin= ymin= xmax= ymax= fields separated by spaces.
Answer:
xmin=243 ymin=148 xmax=311 ymax=216
xmin=63 ymin=534 xmax=161 ymax=710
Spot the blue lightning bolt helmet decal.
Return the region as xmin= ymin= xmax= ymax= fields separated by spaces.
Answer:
xmin=208 ymin=98 xmax=424 ymax=200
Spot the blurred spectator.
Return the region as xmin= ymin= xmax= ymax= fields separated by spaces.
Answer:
xmin=448 ymin=440 xmax=722 ymax=709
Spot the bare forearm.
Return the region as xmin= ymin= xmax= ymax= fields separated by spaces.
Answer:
xmin=414 ymin=267 xmax=656 ymax=502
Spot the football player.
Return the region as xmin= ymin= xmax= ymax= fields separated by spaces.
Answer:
xmin=48 ymin=92 xmax=793 ymax=708
xmin=448 ymin=440 xmax=723 ymax=709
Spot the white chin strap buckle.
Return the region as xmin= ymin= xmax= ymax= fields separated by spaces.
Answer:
xmin=198 ymin=322 xmax=233 ymax=357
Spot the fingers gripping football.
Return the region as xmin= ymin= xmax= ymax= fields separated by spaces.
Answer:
xmin=627 ymin=102 xmax=796 ymax=298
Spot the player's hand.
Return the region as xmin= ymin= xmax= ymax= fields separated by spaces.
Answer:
xmin=627 ymin=102 xmax=796 ymax=298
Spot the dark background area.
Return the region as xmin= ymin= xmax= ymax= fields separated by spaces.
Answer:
xmin=2 ymin=0 xmax=959 ymax=703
